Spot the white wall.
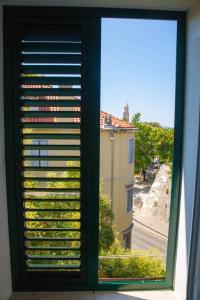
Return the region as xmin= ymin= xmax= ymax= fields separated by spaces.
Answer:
xmin=175 ymin=1 xmax=200 ymax=297
xmin=0 ymin=1 xmax=200 ymax=300
xmin=0 ymin=0 xmax=195 ymax=11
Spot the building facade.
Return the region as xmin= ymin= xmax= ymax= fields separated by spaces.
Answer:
xmin=100 ymin=111 xmax=136 ymax=247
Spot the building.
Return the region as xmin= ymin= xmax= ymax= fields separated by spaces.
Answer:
xmin=123 ymin=102 xmax=129 ymax=123
xmin=100 ymin=110 xmax=136 ymax=247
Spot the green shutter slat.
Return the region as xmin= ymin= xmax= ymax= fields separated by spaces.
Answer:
xmin=21 ymin=76 xmax=81 ymax=85
xmin=27 ymin=264 xmax=80 ymax=270
xmin=21 ymin=111 xmax=80 ymax=118
xmin=22 ymin=42 xmax=81 ymax=53
xmin=22 ymin=31 xmax=80 ymax=42
xmin=21 ymin=123 xmax=81 ymax=129
xmin=25 ymin=228 xmax=80 ymax=232
xmin=22 ymin=166 xmax=80 ymax=171
xmin=24 ymin=208 xmax=80 ymax=212
xmin=23 ymin=155 xmax=80 ymax=161
xmin=22 ymin=133 xmax=80 ymax=139
xmin=24 ymin=218 xmax=81 ymax=222
xmin=23 ymin=145 xmax=80 ymax=150
xmin=22 ymin=54 xmax=81 ymax=64
xmin=25 ymin=246 xmax=80 ymax=251
xmin=21 ymin=65 xmax=81 ymax=75
xmin=23 ymin=177 xmax=80 ymax=181
xmin=24 ymin=198 xmax=80 ymax=202
xmin=23 ymin=188 xmax=80 ymax=192
xmin=21 ymin=100 xmax=81 ymax=107
xmin=26 ymin=255 xmax=81 ymax=260
xmin=25 ymin=237 xmax=81 ymax=241
xmin=21 ymin=88 xmax=81 ymax=97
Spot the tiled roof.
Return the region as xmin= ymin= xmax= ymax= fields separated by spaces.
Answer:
xmin=22 ymin=84 xmax=58 ymax=123
xmin=73 ymin=110 xmax=134 ymax=129
xmin=73 ymin=106 xmax=81 ymax=124
xmin=100 ymin=111 xmax=134 ymax=129
xmin=22 ymin=85 xmax=134 ymax=129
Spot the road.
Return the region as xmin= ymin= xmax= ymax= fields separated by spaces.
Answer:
xmin=131 ymin=221 xmax=168 ymax=260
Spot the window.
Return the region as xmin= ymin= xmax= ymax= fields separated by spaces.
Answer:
xmin=127 ymin=188 xmax=133 ymax=212
xmin=30 ymin=140 xmax=48 ymax=167
xmin=128 ymin=138 xmax=135 ymax=164
xmin=3 ymin=6 xmax=186 ymax=291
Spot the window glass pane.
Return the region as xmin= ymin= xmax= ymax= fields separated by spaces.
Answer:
xmin=99 ymin=18 xmax=177 ymax=281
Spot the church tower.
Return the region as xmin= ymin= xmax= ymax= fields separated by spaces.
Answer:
xmin=123 ymin=102 xmax=129 ymax=123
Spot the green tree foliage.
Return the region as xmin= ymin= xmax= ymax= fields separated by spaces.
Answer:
xmin=99 ymin=193 xmax=115 ymax=252
xmin=131 ymin=113 xmax=174 ymax=180
xmin=99 ymin=249 xmax=165 ymax=278
xmin=131 ymin=112 xmax=141 ymax=124
xmin=98 ymin=193 xmax=165 ymax=279
xmin=133 ymin=122 xmax=158 ymax=180
xmin=156 ymin=127 xmax=174 ymax=164
xmin=25 ymin=166 xmax=165 ymax=278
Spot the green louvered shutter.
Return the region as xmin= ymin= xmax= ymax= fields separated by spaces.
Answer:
xmin=4 ymin=12 xmax=100 ymax=290
xmin=21 ymin=27 xmax=84 ymax=283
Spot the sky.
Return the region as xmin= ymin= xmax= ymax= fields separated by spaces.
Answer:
xmin=100 ymin=18 xmax=177 ymax=128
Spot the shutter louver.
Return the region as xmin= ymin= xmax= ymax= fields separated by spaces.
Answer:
xmin=20 ymin=28 xmax=84 ymax=278
xmin=5 ymin=9 xmax=100 ymax=289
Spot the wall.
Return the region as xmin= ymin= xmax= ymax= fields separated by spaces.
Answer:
xmin=100 ymin=129 xmax=135 ymax=240
xmin=173 ymin=1 xmax=200 ymax=298
xmin=0 ymin=0 xmax=195 ymax=10
xmin=0 ymin=1 xmax=199 ymax=299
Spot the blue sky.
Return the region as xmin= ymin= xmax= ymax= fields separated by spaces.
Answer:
xmin=101 ymin=18 xmax=177 ymax=128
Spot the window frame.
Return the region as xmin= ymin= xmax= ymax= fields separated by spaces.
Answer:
xmin=3 ymin=5 xmax=186 ymax=292
xmin=127 ymin=186 xmax=133 ymax=212
xmin=128 ymin=138 xmax=135 ymax=164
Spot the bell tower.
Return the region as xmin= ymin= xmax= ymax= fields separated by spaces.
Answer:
xmin=123 ymin=102 xmax=129 ymax=123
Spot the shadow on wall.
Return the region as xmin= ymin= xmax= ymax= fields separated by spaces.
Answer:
xmin=184 ymin=25 xmax=200 ymax=267
xmin=9 ymin=292 xmax=153 ymax=300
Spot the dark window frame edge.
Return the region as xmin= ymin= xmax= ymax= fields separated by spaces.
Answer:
xmin=3 ymin=5 xmax=186 ymax=292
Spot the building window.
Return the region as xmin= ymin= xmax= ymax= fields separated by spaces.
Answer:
xmin=3 ymin=6 xmax=185 ymax=291
xmin=30 ymin=140 xmax=48 ymax=167
xmin=128 ymin=138 xmax=135 ymax=164
xmin=127 ymin=188 xmax=133 ymax=212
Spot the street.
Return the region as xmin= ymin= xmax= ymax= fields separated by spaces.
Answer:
xmin=131 ymin=221 xmax=168 ymax=260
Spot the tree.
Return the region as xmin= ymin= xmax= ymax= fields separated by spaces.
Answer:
xmin=99 ymin=248 xmax=165 ymax=278
xmin=133 ymin=121 xmax=159 ymax=181
xmin=156 ymin=127 xmax=174 ymax=164
xmin=131 ymin=113 xmax=174 ymax=181
xmin=25 ymin=172 xmax=116 ymax=262
xmin=99 ymin=193 xmax=116 ymax=252
xmin=131 ymin=112 xmax=141 ymax=124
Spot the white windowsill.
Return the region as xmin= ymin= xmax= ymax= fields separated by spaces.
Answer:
xmin=9 ymin=290 xmax=185 ymax=300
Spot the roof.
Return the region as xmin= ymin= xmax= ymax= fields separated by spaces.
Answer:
xmin=22 ymin=86 xmax=134 ymax=130
xmin=72 ymin=108 xmax=135 ymax=130
xmin=100 ymin=111 xmax=134 ymax=129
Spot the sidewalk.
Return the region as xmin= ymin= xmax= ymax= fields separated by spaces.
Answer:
xmin=133 ymin=164 xmax=171 ymax=236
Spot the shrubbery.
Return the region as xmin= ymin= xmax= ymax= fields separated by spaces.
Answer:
xmin=99 ymin=249 xmax=165 ymax=278
xmin=99 ymin=195 xmax=165 ymax=279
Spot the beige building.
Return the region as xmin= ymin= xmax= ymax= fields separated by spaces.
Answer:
xmin=100 ymin=110 xmax=136 ymax=247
